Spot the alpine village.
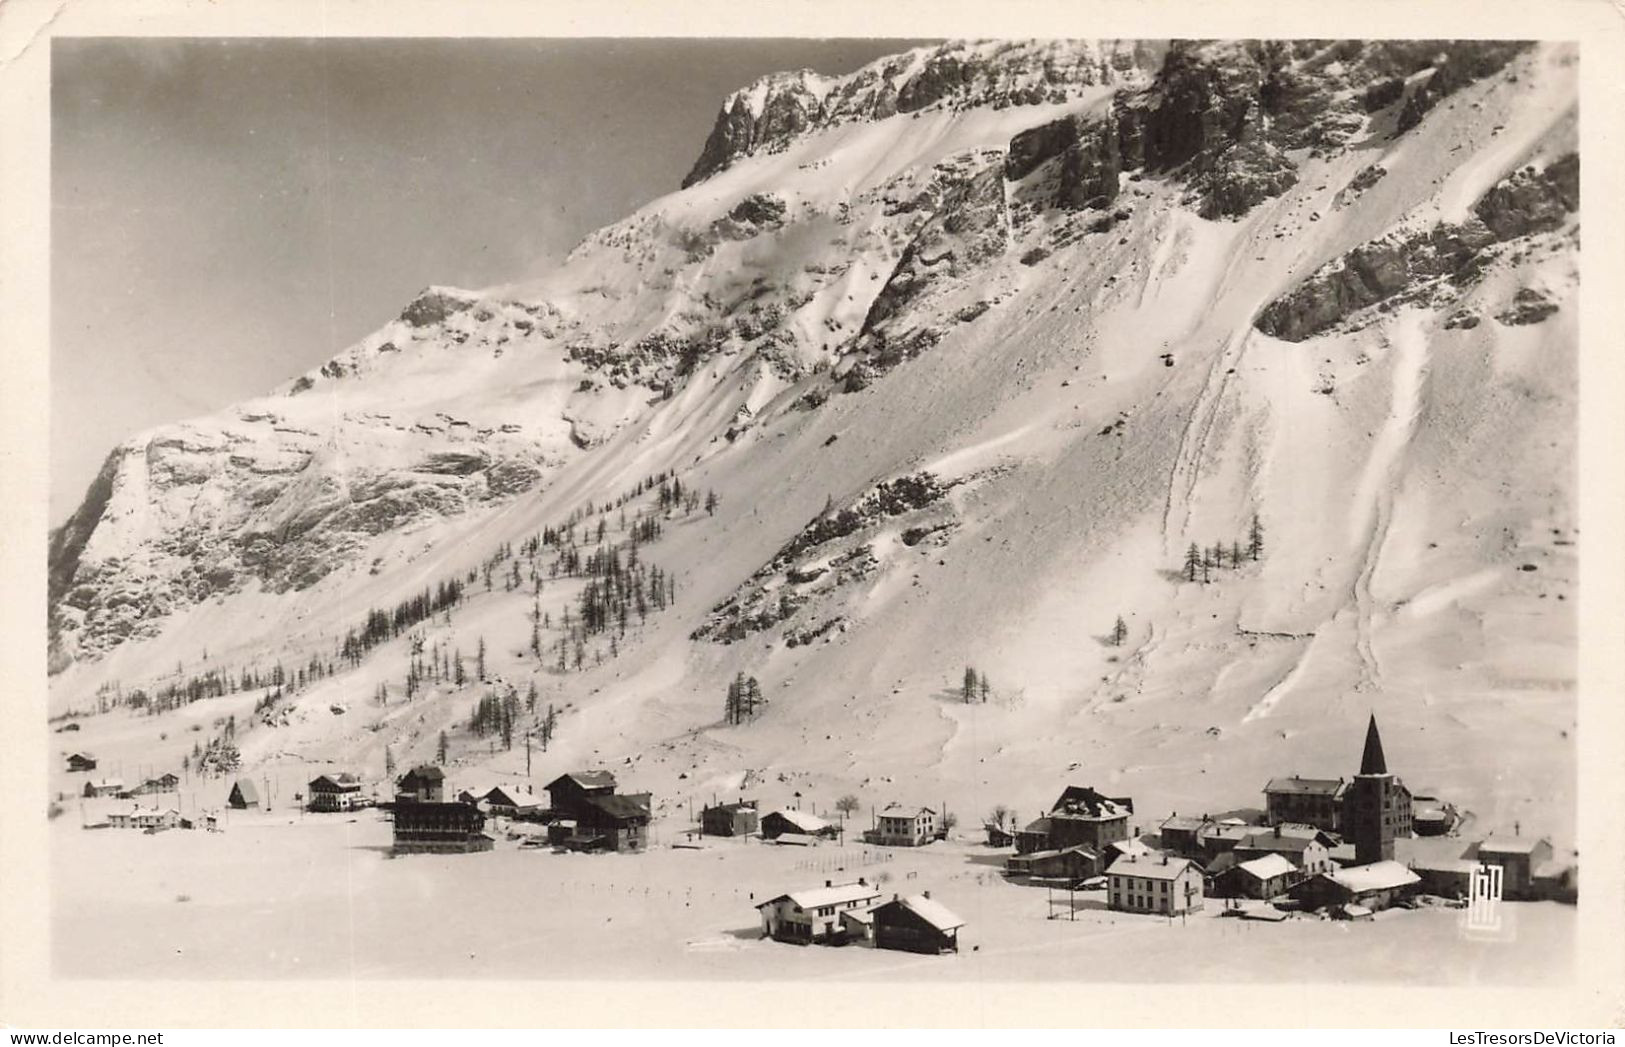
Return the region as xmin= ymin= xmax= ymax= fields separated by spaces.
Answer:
xmin=62 ymin=713 xmax=1575 ymax=958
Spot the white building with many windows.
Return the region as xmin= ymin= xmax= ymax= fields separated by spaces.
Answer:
xmin=1107 ymin=854 xmax=1204 ymax=915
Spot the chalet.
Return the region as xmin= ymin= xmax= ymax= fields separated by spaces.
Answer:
xmin=1045 ymin=786 xmax=1132 ymax=852
xmin=1216 ymin=853 xmax=1299 ymax=900
xmin=106 ymin=806 xmax=136 ymax=829
xmin=82 ymin=778 xmax=124 ymax=799
xmin=307 ymin=773 xmax=364 ymax=812
xmin=131 ymin=773 xmax=181 ymax=796
xmin=1004 ymin=845 xmax=1101 ymax=882
xmin=757 ymin=878 xmax=881 ymax=945
xmin=1235 ymin=826 xmax=1333 ymax=875
xmin=481 ymin=785 xmax=543 ymax=819
xmin=1108 ymin=854 xmax=1204 ymax=915
xmin=1288 ymin=860 xmax=1421 ymax=913
xmin=544 ymin=770 xmax=617 ymax=819
xmin=396 ymin=765 xmax=446 ymax=803
xmin=392 ymin=801 xmax=494 ymax=854
xmin=1263 ymin=776 xmax=1348 ymax=832
xmin=575 ymin=794 xmax=651 ymax=852
xmin=700 ymin=799 xmax=760 ymax=837
xmin=1472 ymin=836 xmax=1555 ymax=901
xmin=226 ymin=779 xmax=260 ymax=809
xmin=1159 ymin=814 xmax=1214 ymax=858
xmin=869 ymin=804 xmax=936 ymax=847
xmin=760 ymin=808 xmax=836 ymax=840
xmin=872 ymin=892 xmax=965 ymax=955
xmin=65 ymin=752 xmax=98 ymax=773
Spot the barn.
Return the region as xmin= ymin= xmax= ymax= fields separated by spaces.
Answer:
xmin=872 ymin=892 xmax=965 ymax=955
xmin=227 ymin=779 xmax=260 ymax=810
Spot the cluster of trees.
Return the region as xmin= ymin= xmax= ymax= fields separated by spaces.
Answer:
xmin=340 ymin=578 xmax=467 ymax=667
xmin=187 ymin=735 xmax=241 ymax=778
xmin=469 ymin=688 xmax=523 ymax=748
xmin=655 ymin=475 xmax=720 ymax=517
xmin=1183 ymin=514 xmax=1265 ymax=584
xmin=960 ymin=666 xmax=992 ymax=704
xmin=723 ymin=672 xmax=765 ymax=725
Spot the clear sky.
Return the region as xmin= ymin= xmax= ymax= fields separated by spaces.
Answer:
xmin=50 ymin=37 xmax=929 ymax=524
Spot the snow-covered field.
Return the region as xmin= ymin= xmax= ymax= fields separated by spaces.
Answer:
xmin=52 ymin=814 xmax=1573 ymax=983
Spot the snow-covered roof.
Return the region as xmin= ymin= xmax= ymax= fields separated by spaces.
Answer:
xmin=894 ymin=894 xmax=965 ymax=933
xmin=1264 ymin=777 xmax=1346 ymax=796
xmin=1236 ymin=854 xmax=1297 ymax=880
xmin=1329 ymin=860 xmax=1421 ymax=894
xmin=1160 ymin=815 xmax=1211 ymax=832
xmin=1479 ymin=835 xmax=1548 ymax=855
xmin=879 ymin=803 xmax=935 ymax=818
xmin=760 ymin=881 xmax=881 ymax=911
xmin=768 ymin=808 xmax=830 ymax=833
xmin=1199 ymin=823 xmax=1256 ymax=842
xmin=1109 ymin=856 xmax=1197 ymax=881
xmin=1107 ymin=837 xmax=1156 ymax=859
xmin=771 ymin=832 xmax=819 ymax=846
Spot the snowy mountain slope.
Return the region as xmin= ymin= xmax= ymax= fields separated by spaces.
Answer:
xmin=48 ymin=40 xmax=1578 ymax=848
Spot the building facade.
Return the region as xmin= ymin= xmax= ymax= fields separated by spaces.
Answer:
xmin=391 ymin=801 xmax=494 ymax=854
xmin=870 ymin=804 xmax=936 ymax=846
xmin=308 ymin=773 xmax=364 ymax=812
xmin=396 ymin=765 xmax=446 ymax=803
xmin=700 ymin=799 xmax=759 ymax=837
xmin=1108 ymin=855 xmax=1204 ymax=915
xmin=757 ymin=879 xmax=881 ymax=944
xmin=872 ymin=893 xmax=965 ymax=955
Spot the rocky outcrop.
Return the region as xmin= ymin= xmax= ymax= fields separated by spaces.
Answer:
xmin=1006 ymin=113 xmax=1121 ymax=211
xmin=1496 ymin=287 xmax=1559 ymax=326
xmin=852 ymin=155 xmax=1009 ymax=374
xmin=1256 ymin=153 xmax=1578 ymax=342
xmin=682 ymin=41 xmax=1165 ymax=187
xmin=1396 ymin=42 xmax=1528 ymax=133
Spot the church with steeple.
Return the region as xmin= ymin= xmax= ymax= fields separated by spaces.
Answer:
xmin=1343 ymin=714 xmax=1414 ymax=863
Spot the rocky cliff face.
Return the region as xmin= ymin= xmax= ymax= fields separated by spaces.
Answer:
xmin=681 ymin=40 xmax=1168 ymax=188
xmin=1256 ymin=152 xmax=1578 ymax=342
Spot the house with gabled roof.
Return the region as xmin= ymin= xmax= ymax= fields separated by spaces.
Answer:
xmin=65 ymin=752 xmax=98 ymax=773
xmin=1215 ymin=853 xmax=1299 ymax=899
xmin=868 ymin=803 xmax=936 ymax=847
xmin=227 ymin=778 xmax=260 ymax=809
xmin=701 ymin=799 xmax=759 ymax=837
xmin=574 ymin=793 xmax=651 ymax=852
xmin=873 ymin=892 xmax=965 ymax=954
xmin=757 ymin=878 xmax=881 ymax=945
xmin=1159 ymin=814 xmax=1215 ymax=858
xmin=1288 ymin=859 xmax=1420 ymax=912
xmin=544 ymin=770 xmax=617 ymax=819
xmin=307 ymin=772 xmax=363 ymax=812
xmin=396 ymin=765 xmax=446 ymax=803
xmin=1108 ymin=854 xmax=1204 ymax=915
xmin=761 ymin=808 xmax=835 ymax=840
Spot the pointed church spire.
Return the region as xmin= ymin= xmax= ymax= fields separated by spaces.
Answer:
xmin=1359 ymin=713 xmax=1388 ymax=775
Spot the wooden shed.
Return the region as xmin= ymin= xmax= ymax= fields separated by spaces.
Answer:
xmin=872 ymin=892 xmax=965 ymax=955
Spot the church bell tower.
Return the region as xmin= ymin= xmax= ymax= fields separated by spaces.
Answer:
xmin=1347 ymin=714 xmax=1400 ymax=864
